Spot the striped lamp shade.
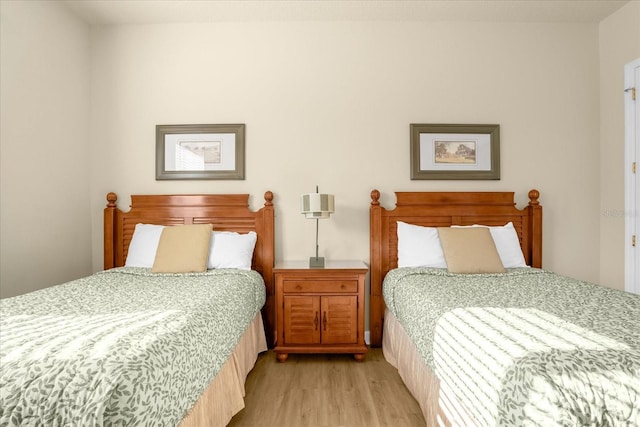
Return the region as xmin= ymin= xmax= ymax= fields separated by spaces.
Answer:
xmin=300 ymin=193 xmax=335 ymax=219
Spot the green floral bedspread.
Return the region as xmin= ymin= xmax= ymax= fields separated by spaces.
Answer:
xmin=383 ymin=267 xmax=640 ymax=426
xmin=0 ymin=267 xmax=266 ymax=426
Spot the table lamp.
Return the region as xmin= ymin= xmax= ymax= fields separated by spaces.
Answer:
xmin=300 ymin=186 xmax=335 ymax=268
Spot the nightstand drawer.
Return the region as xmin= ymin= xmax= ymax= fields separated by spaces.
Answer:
xmin=283 ymin=280 xmax=357 ymax=293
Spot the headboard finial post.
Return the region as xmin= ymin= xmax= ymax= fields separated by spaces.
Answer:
xmin=527 ymin=189 xmax=543 ymax=268
xmin=104 ymin=192 xmax=118 ymax=270
xmin=106 ymin=192 xmax=117 ymax=207
xmin=264 ymin=191 xmax=274 ymax=206
xmin=371 ymin=189 xmax=381 ymax=206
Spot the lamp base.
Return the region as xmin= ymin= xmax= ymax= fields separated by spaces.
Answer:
xmin=309 ymin=256 xmax=325 ymax=268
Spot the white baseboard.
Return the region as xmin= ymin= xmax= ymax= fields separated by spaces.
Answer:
xmin=365 ymin=330 xmax=370 ymax=345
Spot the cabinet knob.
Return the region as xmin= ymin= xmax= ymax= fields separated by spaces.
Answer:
xmin=296 ymin=285 xmax=302 ymax=290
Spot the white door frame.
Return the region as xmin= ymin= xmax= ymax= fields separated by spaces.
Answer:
xmin=624 ymin=58 xmax=639 ymax=294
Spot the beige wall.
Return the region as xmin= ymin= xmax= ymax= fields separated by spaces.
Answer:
xmin=4 ymin=1 xmax=636 ymax=300
xmin=0 ymin=0 xmax=92 ymax=298
xmin=90 ymin=21 xmax=601 ymax=284
xmin=599 ymin=1 xmax=640 ymax=290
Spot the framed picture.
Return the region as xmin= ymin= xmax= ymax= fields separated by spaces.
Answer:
xmin=156 ymin=124 xmax=245 ymax=180
xmin=410 ymin=124 xmax=500 ymax=180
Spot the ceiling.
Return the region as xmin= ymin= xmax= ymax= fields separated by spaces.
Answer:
xmin=61 ymin=0 xmax=630 ymax=26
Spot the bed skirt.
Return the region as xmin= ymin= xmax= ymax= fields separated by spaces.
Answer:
xmin=180 ymin=313 xmax=267 ymax=427
xmin=382 ymin=310 xmax=476 ymax=427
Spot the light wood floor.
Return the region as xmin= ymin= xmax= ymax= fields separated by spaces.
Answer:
xmin=228 ymin=348 xmax=426 ymax=427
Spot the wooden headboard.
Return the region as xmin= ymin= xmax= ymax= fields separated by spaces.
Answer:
xmin=104 ymin=191 xmax=276 ymax=346
xmin=369 ymin=189 xmax=542 ymax=347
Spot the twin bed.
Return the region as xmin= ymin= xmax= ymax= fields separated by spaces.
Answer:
xmin=370 ymin=189 xmax=640 ymax=426
xmin=2 ymin=188 xmax=639 ymax=426
xmin=1 ymin=191 xmax=275 ymax=426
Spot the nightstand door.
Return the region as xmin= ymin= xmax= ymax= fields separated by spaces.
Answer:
xmin=321 ymin=295 xmax=358 ymax=344
xmin=283 ymin=295 xmax=321 ymax=344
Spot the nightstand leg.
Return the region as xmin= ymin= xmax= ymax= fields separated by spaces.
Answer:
xmin=276 ymin=353 xmax=289 ymax=362
xmin=353 ymin=353 xmax=365 ymax=362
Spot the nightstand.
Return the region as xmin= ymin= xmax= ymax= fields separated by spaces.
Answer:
xmin=274 ymin=260 xmax=368 ymax=362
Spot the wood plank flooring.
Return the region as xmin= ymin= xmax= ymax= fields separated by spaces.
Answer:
xmin=228 ymin=348 xmax=426 ymax=427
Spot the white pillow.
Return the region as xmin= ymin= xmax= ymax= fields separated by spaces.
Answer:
xmin=397 ymin=221 xmax=447 ymax=268
xmin=207 ymin=231 xmax=257 ymax=270
xmin=452 ymin=222 xmax=527 ymax=268
xmin=125 ymin=223 xmax=165 ymax=268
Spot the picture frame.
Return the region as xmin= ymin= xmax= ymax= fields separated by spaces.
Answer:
xmin=156 ymin=124 xmax=245 ymax=180
xmin=410 ymin=123 xmax=500 ymax=180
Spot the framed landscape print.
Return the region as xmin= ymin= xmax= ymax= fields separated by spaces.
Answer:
xmin=410 ymin=124 xmax=500 ymax=180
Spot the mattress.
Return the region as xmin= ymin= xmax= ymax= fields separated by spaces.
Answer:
xmin=0 ymin=267 xmax=266 ymax=426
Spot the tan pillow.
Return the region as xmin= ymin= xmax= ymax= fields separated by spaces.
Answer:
xmin=152 ymin=224 xmax=213 ymax=273
xmin=437 ymin=227 xmax=505 ymax=274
